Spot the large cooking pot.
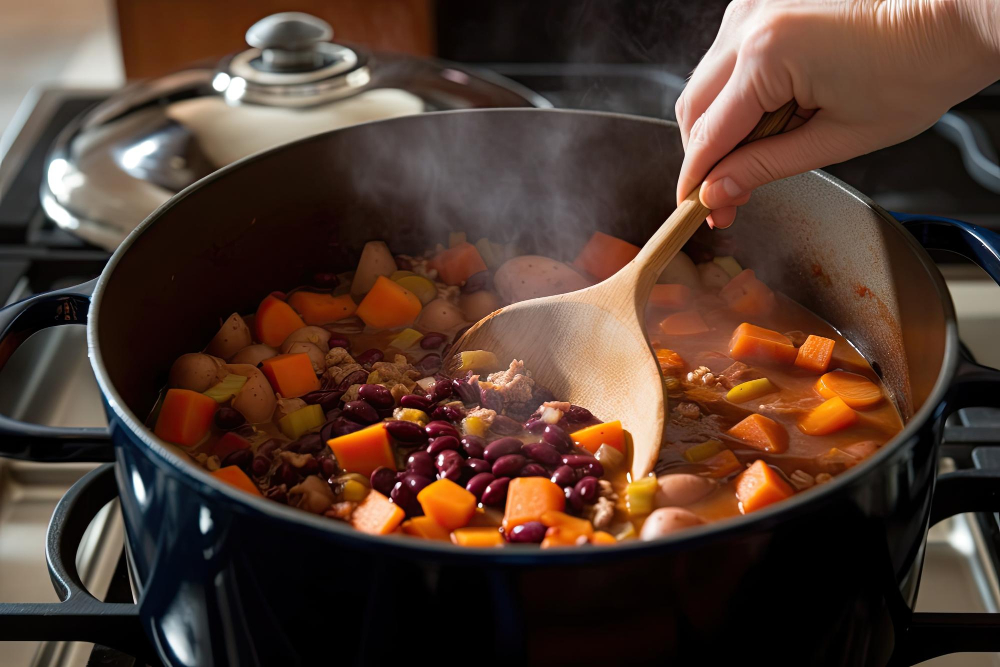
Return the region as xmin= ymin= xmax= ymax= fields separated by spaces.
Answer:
xmin=2 ymin=109 xmax=1000 ymax=666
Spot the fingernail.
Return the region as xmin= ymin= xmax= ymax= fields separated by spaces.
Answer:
xmin=701 ymin=177 xmax=743 ymax=209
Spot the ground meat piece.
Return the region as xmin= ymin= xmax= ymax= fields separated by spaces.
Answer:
xmin=289 ymin=476 xmax=335 ymax=514
xmin=389 ymin=383 xmax=410 ymax=403
xmin=466 ymin=406 xmax=497 ymax=426
xmin=325 ymin=501 xmax=356 ymax=521
xmin=274 ymin=397 xmax=307 ymax=420
xmin=324 ymin=347 xmax=365 ymax=386
xmin=674 ymin=402 xmax=701 ymax=420
xmin=597 ymin=479 xmax=618 ymax=501
xmin=396 ymin=254 xmax=438 ymax=281
xmin=666 ymin=414 xmax=734 ymax=445
xmin=485 ymin=360 xmax=536 ymax=417
xmin=757 ymin=396 xmax=822 ymax=419
xmin=371 ymin=355 xmax=421 ymax=391
xmin=717 ymin=361 xmax=764 ymax=390
xmin=341 ymin=384 xmax=363 ymax=403
xmin=279 ymin=451 xmax=315 ymax=469
xmin=584 ymin=496 xmax=616 ymax=530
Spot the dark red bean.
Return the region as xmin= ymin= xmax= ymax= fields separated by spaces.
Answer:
xmin=321 ymin=417 xmax=364 ymax=441
xmin=439 ymin=463 xmax=463 ymax=483
xmin=452 ymin=378 xmax=480 ymax=406
xmin=343 ymin=400 xmax=379 ymax=425
xmin=550 ymin=465 xmax=577 ymax=488
xmin=565 ymin=405 xmax=594 ymax=423
xmin=358 ymin=384 xmax=394 ymax=409
xmin=565 ymin=485 xmax=585 ymax=512
xmin=431 ymin=405 xmax=464 ymax=423
xmin=543 ymin=424 xmax=574 ymax=453
xmin=466 ymin=472 xmax=495 ymax=501
xmin=436 ymin=449 xmax=463 ymax=472
xmin=427 ymin=435 xmax=461 ymax=456
xmin=232 ymin=424 xmax=256 ymax=439
xmin=302 ymin=390 xmax=344 ymax=413
xmin=425 ymin=420 xmax=460 ymax=440
xmin=519 ymin=463 xmax=548 ymax=477
xmin=251 ymin=456 xmax=271 ymax=477
xmin=508 ymin=521 xmax=546 ymax=544
xmin=293 ymin=433 xmax=325 ymax=455
xmin=328 ymin=336 xmax=350 ymax=350
xmin=533 ymin=386 xmax=556 ymax=404
xmin=523 ymin=418 xmax=546 ymax=434
xmin=401 ymin=473 xmax=432 ymax=495
xmin=355 ymin=348 xmax=384 ymax=366
xmin=464 ymin=458 xmax=491 ymax=475
xmin=581 ymin=460 xmax=604 ymax=478
xmin=320 ymin=458 xmax=338 ymax=478
xmin=521 ymin=442 xmax=562 ymax=466
xmin=313 ymin=272 xmax=339 ymax=288
xmin=492 ymin=454 xmax=527 ymax=477
xmin=481 ymin=390 xmax=504 ymax=413
xmin=416 ymin=353 xmax=442 ymax=374
xmin=400 ymin=394 xmax=434 ymax=411
xmin=460 ymin=435 xmax=486 ymax=459
xmin=485 ymin=437 xmax=524 ymax=462
xmin=371 ymin=467 xmax=397 ymax=496
xmin=490 ymin=415 xmax=522 ymax=435
xmin=276 ymin=462 xmax=300 ymax=487
xmin=258 ymin=439 xmax=281 ymax=459
xmin=214 ymin=407 xmax=245 ymax=431
xmin=576 ymin=476 xmax=599 ymax=503
xmin=265 ymin=485 xmax=287 ymax=504
xmin=561 ymin=453 xmax=596 ymax=468
xmin=420 ymin=332 xmax=447 ymax=349
xmin=462 ymin=270 xmax=491 ymax=293
xmin=299 ymin=457 xmax=319 ymax=476
xmin=221 ymin=448 xmax=252 ymax=471
xmin=335 ymin=370 xmax=370 ymax=392
xmin=481 ymin=477 xmax=510 ymax=507
xmin=390 ymin=481 xmax=421 ymax=515
xmin=385 ymin=419 xmax=428 ymax=445
xmin=431 ymin=379 xmax=454 ymax=402
xmin=406 ymin=451 xmax=436 ymax=478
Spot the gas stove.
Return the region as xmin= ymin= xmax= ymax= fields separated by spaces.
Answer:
xmin=1 ymin=78 xmax=999 ymax=666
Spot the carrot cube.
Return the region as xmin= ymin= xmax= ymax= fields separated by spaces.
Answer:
xmin=287 ymin=291 xmax=357 ymax=325
xmin=698 ymin=449 xmax=743 ymax=479
xmin=572 ymin=231 xmax=640 ymax=281
xmin=213 ymin=431 xmax=251 ymax=460
xmin=814 ymin=371 xmax=883 ymax=409
xmin=728 ymin=322 xmax=797 ymax=365
xmin=502 ymin=477 xmax=566 ymax=531
xmin=649 ymin=284 xmax=691 ymax=310
xmin=351 ymin=490 xmax=405 ymax=535
xmin=798 ymin=396 xmax=857 ymax=436
xmin=213 ymin=465 xmax=262 ymax=496
xmin=719 ymin=269 xmax=776 ymax=316
xmin=735 ymin=460 xmax=794 ymax=513
xmin=401 ymin=516 xmax=451 ymax=541
xmin=327 ymin=423 xmax=395 ymax=477
xmin=451 ymin=527 xmax=505 ymax=547
xmin=154 ymin=388 xmax=216 ymax=447
xmin=570 ymin=420 xmax=625 ymax=454
xmin=540 ymin=526 xmax=590 ymax=548
xmin=659 ymin=310 xmax=710 ymax=335
xmin=355 ymin=275 xmax=423 ymax=328
xmin=417 ymin=479 xmax=478 ymax=531
xmin=254 ymin=294 xmax=306 ymax=347
xmin=428 ymin=242 xmax=488 ymax=285
xmin=540 ymin=510 xmax=594 ymax=536
xmin=727 ymin=413 xmax=789 ymax=453
xmin=260 ymin=353 xmax=321 ymax=398
xmin=590 ymin=531 xmax=617 ymax=545
xmin=794 ymin=335 xmax=836 ymax=374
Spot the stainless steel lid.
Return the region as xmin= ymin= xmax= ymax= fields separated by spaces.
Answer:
xmin=41 ymin=12 xmax=549 ymax=250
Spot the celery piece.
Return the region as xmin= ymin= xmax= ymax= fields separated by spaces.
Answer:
xmin=278 ymin=404 xmax=325 ymax=440
xmin=448 ymin=231 xmax=467 ymax=248
xmin=458 ymin=350 xmax=499 ymax=373
xmin=203 ymin=373 xmax=248 ymax=403
xmin=463 ymin=416 xmax=488 ymax=438
xmin=626 ymin=476 xmax=658 ymax=517
xmin=726 ymin=378 xmax=777 ymax=404
xmin=388 ymin=328 xmax=423 ymax=351
xmin=595 ymin=444 xmax=625 ymax=472
xmin=713 ymin=256 xmax=743 ymax=279
xmin=683 ymin=439 xmax=725 ymax=463
xmin=342 ymin=479 xmax=370 ymax=502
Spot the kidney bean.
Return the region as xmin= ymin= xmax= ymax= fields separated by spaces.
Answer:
xmin=219 ymin=448 xmax=251 ymax=472
xmin=302 ymin=390 xmax=344 ymax=413
xmin=405 ymin=451 xmax=436 ymax=478
xmin=439 ymin=463 xmax=463 ymax=483
xmin=390 ymin=481 xmax=421 ymax=515
xmin=560 ymin=455 xmax=604 ymax=478
xmin=519 ymin=463 xmax=548 ymax=478
xmin=425 ymin=420 xmax=460 ymax=440
xmin=492 ymin=454 xmax=527 ymax=477
xmin=313 ymin=272 xmax=339 ymax=288
xmin=214 ymin=407 xmax=245 ymax=431
xmin=565 ymin=485 xmax=584 ymax=512
xmin=575 ymin=476 xmax=599 ymax=503
xmin=321 ymin=417 xmax=364 ymax=441
xmin=565 ymin=405 xmax=594 ymax=423
xmin=401 ymin=472 xmax=432 ymax=495
xmin=484 ymin=437 xmax=523 ymax=462
xmin=232 ymin=424 xmax=256 ymax=439
xmin=427 ymin=435 xmax=461 ymax=456
xmin=550 ymin=465 xmax=577 ymax=488
xmin=523 ymin=418 xmax=546 ymax=435
xmin=320 ymin=458 xmax=338 ymax=478
xmin=251 ymin=456 xmax=271 ymax=478
xmin=299 ymin=457 xmax=319 ymax=476
xmin=460 ymin=435 xmax=486 ymax=459
xmin=370 ymin=467 xmax=397 ymax=496
xmin=508 ymin=521 xmax=546 ymax=544
xmin=265 ymin=485 xmax=287 ymax=504
xmin=385 ymin=419 xmax=428 ymax=445
xmin=343 ymin=400 xmax=379 ymax=425
xmin=398 ymin=395 xmax=431 ymax=412
xmin=257 ymin=439 xmax=281 ymax=459
xmin=464 ymin=458 xmax=491 ymax=475
xmin=420 ymin=332 xmax=447 ymax=349
xmin=332 ymin=370 xmax=369 ymax=392
xmin=542 ymin=424 xmax=574 ymax=453
xmin=429 ymin=380 xmax=451 ymax=402
xmin=452 ymin=378 xmax=480 ymax=406
xmin=436 ymin=449 xmax=463 ymax=472
xmin=276 ymin=462 xmax=300 ymax=487
xmin=481 ymin=477 xmax=510 ymax=507
xmin=358 ymin=384 xmax=394 ymax=409
xmin=581 ymin=460 xmax=604 ymax=478
xmin=521 ymin=442 xmax=562 ymax=466
xmin=355 ymin=348 xmax=384 ymax=366
xmin=465 ymin=472 xmax=495 ymax=501
xmin=490 ymin=415 xmax=522 ymax=435
xmin=328 ymin=336 xmax=350 ymax=350
xmin=294 ymin=433 xmax=326 ymax=455
xmin=462 ymin=270 xmax=491 ymax=293
xmin=416 ymin=353 xmax=442 ymax=374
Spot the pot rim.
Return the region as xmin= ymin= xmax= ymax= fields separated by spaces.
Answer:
xmin=86 ymin=107 xmax=961 ymax=562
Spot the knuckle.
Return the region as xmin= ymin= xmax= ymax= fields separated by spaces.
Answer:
xmin=674 ymin=95 xmax=689 ymax=125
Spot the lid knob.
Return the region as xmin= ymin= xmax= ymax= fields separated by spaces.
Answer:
xmin=245 ymin=12 xmax=333 ymax=72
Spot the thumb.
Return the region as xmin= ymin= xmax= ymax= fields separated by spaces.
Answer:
xmin=700 ymin=114 xmax=864 ymax=210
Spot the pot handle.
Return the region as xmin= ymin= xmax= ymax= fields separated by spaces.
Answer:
xmin=0 ymin=463 xmax=145 ymax=654
xmin=892 ymin=211 xmax=1000 ymax=284
xmin=0 ymin=279 xmax=113 ymax=462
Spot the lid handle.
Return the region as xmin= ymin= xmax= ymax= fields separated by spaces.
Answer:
xmin=245 ymin=12 xmax=333 ymax=71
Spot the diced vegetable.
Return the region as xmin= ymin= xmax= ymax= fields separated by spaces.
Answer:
xmin=590 ymin=531 xmax=617 ymax=545
xmin=794 ymin=335 xmax=836 ymax=374
xmin=502 ymin=477 xmax=566 ymax=531
xmin=260 ymin=353 xmax=320 ymax=398
xmin=735 ymin=460 xmax=793 ymax=514
xmin=572 ymin=231 xmax=640 ymax=281
xmin=541 ymin=526 xmax=590 ymax=548
xmin=278 ymin=403 xmax=325 ymax=440
xmin=389 ymin=270 xmax=416 ymax=281
xmin=657 ymin=250 xmax=700 ymax=288
xmin=350 ymin=490 xmax=405 ymax=535
xmin=475 ymin=238 xmax=515 ymax=272
xmin=393 ymin=408 xmax=430 ymax=425
xmin=456 ymin=350 xmax=499 ymax=373
xmin=728 ymin=322 xmax=797 ymax=365
xmin=594 ymin=443 xmax=625 ymax=472
xmin=327 ymin=423 xmax=396 ymax=477
xmin=816 ymin=447 xmax=859 ymax=472
xmin=287 ymin=291 xmax=357 ymax=325
xmin=206 ymin=313 xmax=252 ymax=360
xmin=401 ymin=516 xmax=451 ymax=540
xmin=727 ymin=413 xmax=789 ymax=453
xmin=698 ymin=449 xmax=742 ymax=478
xmin=355 ymin=276 xmax=423 ymax=329
xmin=614 ymin=523 xmax=637 ymax=541
xmin=571 ymin=420 xmax=625 ymax=454
xmin=540 ymin=510 xmax=594 ymax=536
xmin=655 ymin=348 xmax=685 ymax=375
xmin=417 ymin=479 xmax=478 ymax=531
xmin=649 ymin=284 xmax=691 ymax=310
xmin=726 ymin=377 xmax=777 ymax=403
xmin=713 ymin=256 xmax=743 ymax=279
xmin=394 ymin=275 xmax=437 ymax=305
xmin=798 ymin=396 xmax=857 ymax=436
xmin=626 ymin=476 xmax=658 ymax=517
xmin=462 ymin=416 xmax=488 ymax=437
xmin=154 ymin=388 xmax=217 ymax=447
xmin=719 ymin=269 xmax=776 ymax=316
xmin=254 ymin=295 xmax=306 ymax=348
xmin=683 ymin=439 xmax=725 ymax=463
xmin=451 ymin=527 xmax=505 ymax=547
xmin=350 ymin=240 xmax=398 ymax=298
xmin=388 ymin=328 xmax=423 ymax=350
xmin=448 ymin=231 xmax=467 ymax=248
xmin=342 ymin=479 xmax=369 ymax=502
xmin=428 ymin=242 xmax=488 ymax=285
xmin=658 ymin=310 xmax=710 ymax=336
xmin=212 ymin=465 xmax=262 ymax=496
xmin=213 ymin=431 xmax=251 ymax=460
xmin=698 ymin=261 xmax=732 ymax=290
xmin=815 ymin=371 xmax=883 ymax=409
xmin=202 ymin=373 xmax=247 ymax=403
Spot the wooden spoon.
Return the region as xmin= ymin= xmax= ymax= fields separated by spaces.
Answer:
xmin=449 ymin=102 xmax=799 ymax=480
